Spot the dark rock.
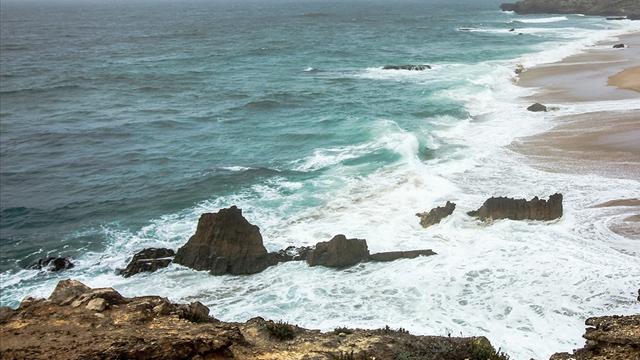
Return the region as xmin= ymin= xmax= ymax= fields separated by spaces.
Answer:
xmin=49 ymin=279 xmax=92 ymax=305
xmin=120 ymin=248 xmax=175 ymax=277
xmin=29 ymin=257 xmax=74 ymax=272
xmin=368 ymin=250 xmax=436 ymax=262
xmin=613 ymin=43 xmax=626 ymax=48
xmin=527 ymin=102 xmax=547 ymax=112
xmin=176 ymin=301 xmax=212 ymax=323
xmin=515 ymin=64 xmax=525 ymax=74
xmin=499 ymin=0 xmax=640 ymax=17
xmin=383 ymin=64 xmax=431 ymax=71
xmin=270 ymin=246 xmax=313 ymax=262
xmin=606 ymin=16 xmax=627 ymax=20
xmin=306 ymin=235 xmax=369 ymax=268
xmin=174 ymin=206 xmax=276 ymax=275
xmin=416 ymin=201 xmax=456 ymax=228
xmin=509 ymin=28 xmax=515 ymax=32
xmin=468 ymin=193 xmax=563 ymax=221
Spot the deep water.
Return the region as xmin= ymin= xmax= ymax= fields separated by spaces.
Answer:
xmin=1 ymin=0 xmax=639 ymax=358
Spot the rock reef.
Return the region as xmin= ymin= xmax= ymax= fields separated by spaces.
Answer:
xmin=383 ymin=64 xmax=431 ymax=71
xmin=119 ymin=248 xmax=175 ymax=277
xmin=28 ymin=257 xmax=74 ymax=272
xmin=416 ymin=201 xmax=456 ymax=228
xmin=0 ymin=280 xmax=511 ymax=360
xmin=500 ymin=0 xmax=640 ymax=18
xmin=468 ymin=193 xmax=563 ymax=221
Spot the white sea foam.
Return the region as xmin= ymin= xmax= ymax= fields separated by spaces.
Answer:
xmin=512 ymin=16 xmax=568 ymax=23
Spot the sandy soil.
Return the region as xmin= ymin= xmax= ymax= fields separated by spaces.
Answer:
xmin=608 ymin=66 xmax=640 ymax=92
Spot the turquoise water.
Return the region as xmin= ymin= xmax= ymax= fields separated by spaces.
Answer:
xmin=2 ymin=1 xmax=640 ymax=358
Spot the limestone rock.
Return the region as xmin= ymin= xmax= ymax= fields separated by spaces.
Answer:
xmin=468 ymin=193 xmax=563 ymax=221
xmin=416 ymin=201 xmax=456 ymax=228
xmin=86 ymin=298 xmax=107 ymax=312
xmin=174 ymin=206 xmax=276 ymax=275
xmin=120 ymin=248 xmax=175 ymax=277
xmin=306 ymin=235 xmax=369 ymax=268
xmin=49 ymin=279 xmax=91 ymax=305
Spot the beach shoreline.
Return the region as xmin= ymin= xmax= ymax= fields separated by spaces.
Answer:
xmin=512 ymin=31 xmax=640 ymax=235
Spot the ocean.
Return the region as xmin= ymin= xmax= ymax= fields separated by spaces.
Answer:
xmin=1 ymin=0 xmax=639 ymax=358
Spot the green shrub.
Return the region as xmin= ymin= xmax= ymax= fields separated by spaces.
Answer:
xmin=265 ymin=320 xmax=295 ymax=340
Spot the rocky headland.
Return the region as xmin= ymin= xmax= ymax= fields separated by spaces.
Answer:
xmin=0 ymin=280 xmax=510 ymax=360
xmin=500 ymin=0 xmax=640 ymax=18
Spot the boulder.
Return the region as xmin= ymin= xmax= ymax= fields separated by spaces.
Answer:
xmin=527 ymin=102 xmax=547 ymax=112
xmin=49 ymin=279 xmax=91 ymax=305
xmin=368 ymin=250 xmax=436 ymax=262
xmin=120 ymin=248 xmax=175 ymax=277
xmin=176 ymin=301 xmax=212 ymax=323
xmin=174 ymin=206 xmax=276 ymax=275
xmin=306 ymin=235 xmax=369 ymax=268
xmin=85 ymin=298 xmax=107 ymax=312
xmin=70 ymin=287 xmax=127 ymax=308
xmin=613 ymin=43 xmax=626 ymax=48
xmin=28 ymin=257 xmax=74 ymax=272
xmin=383 ymin=64 xmax=431 ymax=71
xmin=468 ymin=193 xmax=563 ymax=221
xmin=416 ymin=201 xmax=456 ymax=228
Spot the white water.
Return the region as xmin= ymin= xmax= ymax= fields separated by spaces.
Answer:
xmin=2 ymin=17 xmax=640 ymax=360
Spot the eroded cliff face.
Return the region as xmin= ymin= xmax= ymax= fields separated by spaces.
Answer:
xmin=500 ymin=0 xmax=640 ymax=18
xmin=0 ymin=280 xmax=509 ymax=360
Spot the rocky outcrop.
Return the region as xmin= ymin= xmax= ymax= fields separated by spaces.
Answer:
xmin=549 ymin=315 xmax=640 ymax=360
xmin=369 ymin=249 xmax=436 ymax=261
xmin=416 ymin=201 xmax=456 ymax=228
xmin=174 ymin=206 xmax=276 ymax=275
xmin=527 ymin=102 xmax=548 ymax=112
xmin=0 ymin=280 xmax=510 ymax=360
xmin=383 ymin=64 xmax=431 ymax=71
xmin=468 ymin=193 xmax=563 ymax=221
xmin=28 ymin=257 xmax=74 ymax=272
xmin=500 ymin=0 xmax=640 ymax=17
xmin=270 ymin=245 xmax=313 ymax=263
xmin=119 ymin=248 xmax=175 ymax=277
xmin=306 ymin=235 xmax=370 ymax=268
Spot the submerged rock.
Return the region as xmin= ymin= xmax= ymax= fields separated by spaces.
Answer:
xmin=613 ymin=43 xmax=626 ymax=48
xmin=120 ymin=248 xmax=175 ymax=277
xmin=527 ymin=102 xmax=547 ymax=112
xmin=174 ymin=206 xmax=276 ymax=275
xmin=369 ymin=250 xmax=436 ymax=262
xmin=306 ymin=235 xmax=369 ymax=268
xmin=270 ymin=245 xmax=313 ymax=262
xmin=28 ymin=257 xmax=74 ymax=272
xmin=468 ymin=193 xmax=563 ymax=221
xmin=416 ymin=201 xmax=456 ymax=228
xmin=383 ymin=64 xmax=431 ymax=71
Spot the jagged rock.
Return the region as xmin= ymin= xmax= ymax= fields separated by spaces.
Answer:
xmin=306 ymin=235 xmax=369 ymax=268
xmin=270 ymin=245 xmax=313 ymax=262
xmin=86 ymin=298 xmax=107 ymax=312
xmin=527 ymin=102 xmax=547 ymax=112
xmin=549 ymin=315 xmax=640 ymax=360
xmin=368 ymin=250 xmax=436 ymax=262
xmin=70 ymin=287 xmax=127 ymax=308
xmin=0 ymin=280 xmax=510 ymax=360
xmin=0 ymin=307 xmax=14 ymax=323
xmin=174 ymin=206 xmax=276 ymax=275
xmin=416 ymin=201 xmax=456 ymax=228
xmin=468 ymin=193 xmax=563 ymax=221
xmin=383 ymin=64 xmax=431 ymax=71
xmin=176 ymin=301 xmax=212 ymax=323
xmin=500 ymin=0 xmax=640 ymax=17
xmin=49 ymin=279 xmax=91 ymax=305
xmin=613 ymin=43 xmax=626 ymax=48
xmin=28 ymin=257 xmax=74 ymax=272
xmin=120 ymin=248 xmax=175 ymax=277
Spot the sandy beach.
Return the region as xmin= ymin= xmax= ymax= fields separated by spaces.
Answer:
xmin=511 ymin=31 xmax=640 ymax=238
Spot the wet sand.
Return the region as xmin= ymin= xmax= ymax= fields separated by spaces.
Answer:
xmin=511 ymin=31 xmax=640 ymax=238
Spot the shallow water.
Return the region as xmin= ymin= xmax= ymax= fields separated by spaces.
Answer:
xmin=1 ymin=0 xmax=639 ymax=358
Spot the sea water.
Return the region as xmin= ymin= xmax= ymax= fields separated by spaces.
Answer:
xmin=1 ymin=0 xmax=639 ymax=358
